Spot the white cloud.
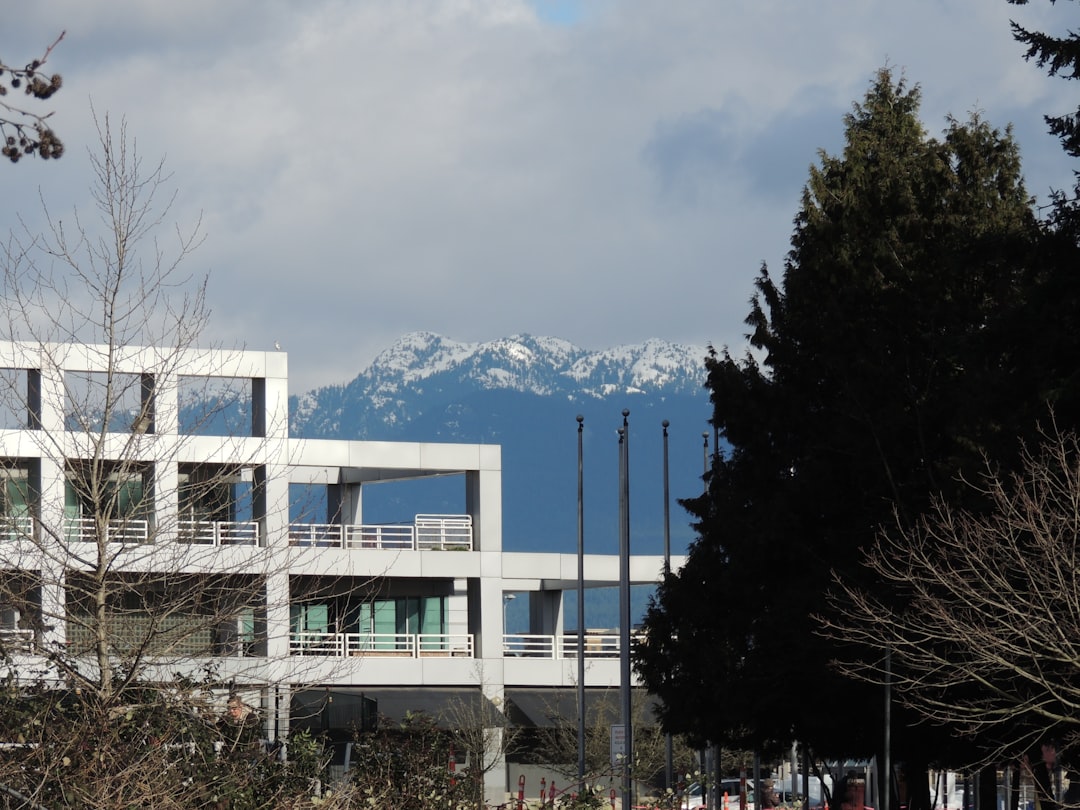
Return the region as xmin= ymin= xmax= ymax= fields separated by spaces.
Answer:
xmin=4 ymin=0 xmax=1074 ymax=392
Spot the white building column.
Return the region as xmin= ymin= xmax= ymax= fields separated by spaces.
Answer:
xmin=265 ymin=571 xmax=290 ymax=659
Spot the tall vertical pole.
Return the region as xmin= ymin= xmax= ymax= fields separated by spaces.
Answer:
xmin=576 ymin=415 xmax=586 ymax=782
xmin=884 ymin=646 xmax=892 ymax=810
xmin=618 ymin=409 xmax=633 ymax=809
xmin=702 ymin=432 xmax=709 ymax=479
xmin=662 ymin=420 xmax=673 ymax=790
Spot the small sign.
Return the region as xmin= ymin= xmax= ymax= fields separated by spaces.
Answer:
xmin=610 ymin=724 xmax=626 ymax=766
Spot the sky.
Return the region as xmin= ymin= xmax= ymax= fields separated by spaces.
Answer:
xmin=4 ymin=0 xmax=1076 ymax=394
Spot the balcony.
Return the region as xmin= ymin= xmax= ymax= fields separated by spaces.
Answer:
xmin=65 ymin=517 xmax=149 ymax=544
xmin=502 ymin=632 xmax=638 ymax=659
xmin=178 ymin=519 xmax=259 ymax=546
xmin=288 ymin=514 xmax=472 ymax=551
xmin=289 ymin=631 xmax=474 ymax=658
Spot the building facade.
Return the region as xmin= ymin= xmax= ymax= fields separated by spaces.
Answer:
xmin=0 ymin=342 xmax=675 ymax=803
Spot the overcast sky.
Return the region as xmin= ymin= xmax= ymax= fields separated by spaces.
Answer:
xmin=5 ymin=1 xmax=1075 ymax=393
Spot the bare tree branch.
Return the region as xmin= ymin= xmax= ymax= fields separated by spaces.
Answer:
xmin=0 ymin=32 xmax=65 ymax=162
xmin=824 ymin=419 xmax=1080 ymax=763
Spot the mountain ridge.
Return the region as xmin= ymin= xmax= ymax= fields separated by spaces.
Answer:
xmin=288 ymin=332 xmax=713 ymax=557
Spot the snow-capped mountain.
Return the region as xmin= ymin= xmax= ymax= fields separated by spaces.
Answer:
xmin=289 ymin=332 xmax=713 ymax=556
xmin=290 ymin=332 xmax=707 ymax=439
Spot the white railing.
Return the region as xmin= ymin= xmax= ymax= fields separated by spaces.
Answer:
xmin=345 ymin=524 xmax=414 ymax=549
xmin=0 ymin=514 xmax=34 ymax=541
xmin=287 ymin=523 xmax=344 ymax=547
xmin=287 ymin=523 xmax=414 ymax=549
xmin=0 ymin=628 xmax=33 ymax=653
xmin=65 ymin=517 xmax=149 ymax=544
xmin=415 ymin=514 xmax=473 ymax=550
xmin=503 ymin=633 xmax=637 ymax=659
xmin=289 ymin=631 xmax=345 ymax=656
xmin=288 ymin=516 xmax=468 ymax=551
xmin=416 ymin=633 xmax=474 ymax=656
xmin=343 ymin=632 xmax=415 ymax=655
xmin=178 ymin=519 xmax=259 ymax=546
xmin=289 ymin=631 xmax=474 ymax=658
xmin=559 ymin=633 xmax=621 ymax=658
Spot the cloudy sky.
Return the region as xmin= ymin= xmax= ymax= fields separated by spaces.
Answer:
xmin=5 ymin=0 xmax=1075 ymax=393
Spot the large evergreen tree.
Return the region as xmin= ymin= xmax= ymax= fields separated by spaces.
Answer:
xmin=635 ymin=69 xmax=1042 ymax=775
xmin=1009 ymin=0 xmax=1080 ymax=230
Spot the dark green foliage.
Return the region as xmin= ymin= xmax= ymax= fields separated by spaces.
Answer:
xmin=634 ymin=68 xmax=1048 ymax=766
xmin=1008 ymin=0 xmax=1080 ymax=230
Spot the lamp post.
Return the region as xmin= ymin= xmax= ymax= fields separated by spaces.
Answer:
xmin=618 ymin=409 xmax=633 ymax=810
xmin=576 ymin=414 xmax=586 ymax=782
xmin=503 ymin=593 xmax=516 ymax=633
xmin=702 ymin=431 xmax=709 ymax=478
xmin=662 ymin=420 xmax=673 ymax=790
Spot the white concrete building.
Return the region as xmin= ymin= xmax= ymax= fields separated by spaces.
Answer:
xmin=0 ymin=342 xmax=676 ymax=803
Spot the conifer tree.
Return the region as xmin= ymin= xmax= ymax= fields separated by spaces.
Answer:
xmin=635 ymin=69 xmax=1041 ymax=783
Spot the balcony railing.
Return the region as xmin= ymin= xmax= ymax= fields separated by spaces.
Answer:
xmin=0 ymin=628 xmax=34 ymax=654
xmin=178 ymin=519 xmax=259 ymax=546
xmin=289 ymin=631 xmax=474 ymax=658
xmin=65 ymin=517 xmax=149 ymax=544
xmin=0 ymin=514 xmax=34 ymax=541
xmin=288 ymin=514 xmax=472 ymax=551
xmin=415 ymin=515 xmax=472 ymax=550
xmin=287 ymin=523 xmax=414 ymax=550
xmin=502 ymin=633 xmax=638 ymax=659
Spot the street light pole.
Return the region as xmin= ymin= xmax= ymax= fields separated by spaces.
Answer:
xmin=576 ymin=414 xmax=586 ymax=783
xmin=618 ymin=409 xmax=633 ymax=810
xmin=662 ymin=420 xmax=673 ymax=790
xmin=503 ymin=593 xmax=515 ymax=633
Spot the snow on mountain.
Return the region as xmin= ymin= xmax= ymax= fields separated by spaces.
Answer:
xmin=287 ymin=333 xmax=712 ymax=555
xmin=290 ymin=332 xmax=709 ymax=439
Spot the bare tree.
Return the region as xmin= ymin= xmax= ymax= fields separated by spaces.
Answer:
xmin=0 ymin=32 xmax=64 ymax=162
xmin=825 ymin=422 xmax=1080 ymax=764
xmin=444 ymin=672 xmax=520 ymax=808
xmin=0 ymin=114 xmax=330 ymax=807
xmin=531 ymin=687 xmax=702 ymax=801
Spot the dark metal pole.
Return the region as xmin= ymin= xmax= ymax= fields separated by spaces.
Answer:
xmin=702 ymin=431 xmax=709 ymax=478
xmin=576 ymin=414 xmax=586 ymax=782
xmin=662 ymin=420 xmax=673 ymax=790
xmin=662 ymin=421 xmax=671 ymax=569
xmin=618 ymin=409 xmax=633 ymax=809
xmin=884 ymin=646 xmax=892 ymax=810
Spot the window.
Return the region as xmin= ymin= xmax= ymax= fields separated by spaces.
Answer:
xmin=64 ymin=462 xmax=152 ymax=543
xmin=64 ymin=370 xmax=150 ymax=433
xmin=178 ymin=464 xmax=260 ymax=545
xmin=356 ymin=597 xmax=445 ymax=650
xmin=0 ymin=465 xmax=32 ymax=540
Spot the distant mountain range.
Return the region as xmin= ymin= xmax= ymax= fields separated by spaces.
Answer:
xmin=288 ymin=332 xmax=714 ymax=558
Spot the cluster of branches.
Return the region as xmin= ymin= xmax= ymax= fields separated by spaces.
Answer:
xmin=526 ymin=688 xmax=708 ymax=803
xmin=0 ymin=32 xmax=64 ymax=162
xmin=0 ymin=680 xmax=330 ymax=809
xmin=826 ymin=423 xmax=1080 ymax=765
xmin=346 ymin=712 xmax=483 ymax=809
xmin=0 ymin=112 xmax=351 ymax=805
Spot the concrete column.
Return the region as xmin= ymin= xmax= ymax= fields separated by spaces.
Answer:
xmin=465 ymin=446 xmax=501 ymax=553
xmin=265 ymin=571 xmax=291 ymax=658
xmin=483 ymin=680 xmax=508 ymax=807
